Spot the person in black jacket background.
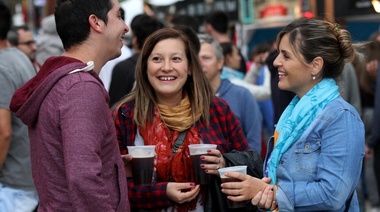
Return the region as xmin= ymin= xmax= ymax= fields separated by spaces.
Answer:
xmin=265 ymin=48 xmax=295 ymax=125
xmin=108 ymin=14 xmax=164 ymax=107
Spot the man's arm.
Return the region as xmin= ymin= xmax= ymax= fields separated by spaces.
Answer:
xmin=0 ymin=108 xmax=12 ymax=168
xmin=60 ymin=81 xmax=115 ymax=211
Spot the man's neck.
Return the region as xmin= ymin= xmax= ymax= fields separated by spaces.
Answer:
xmin=212 ymin=33 xmax=230 ymax=43
xmin=0 ymin=40 xmax=9 ymax=50
xmin=210 ymin=76 xmax=222 ymax=94
xmin=63 ymin=44 xmax=107 ymax=75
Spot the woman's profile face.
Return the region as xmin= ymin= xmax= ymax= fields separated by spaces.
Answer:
xmin=147 ymin=38 xmax=190 ymax=106
xmin=273 ymin=33 xmax=314 ymax=98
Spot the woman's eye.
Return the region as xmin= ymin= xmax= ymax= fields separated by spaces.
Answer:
xmin=173 ymin=57 xmax=182 ymax=62
xmin=152 ymin=57 xmax=161 ymax=62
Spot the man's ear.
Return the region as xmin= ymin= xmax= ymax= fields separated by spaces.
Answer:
xmin=225 ymin=54 xmax=232 ymax=67
xmin=218 ymin=58 xmax=225 ymax=70
xmin=132 ymin=36 xmax=138 ymax=49
xmin=205 ymin=23 xmax=213 ymax=34
xmin=311 ymin=56 xmax=324 ymax=76
xmin=89 ymin=14 xmax=103 ymax=33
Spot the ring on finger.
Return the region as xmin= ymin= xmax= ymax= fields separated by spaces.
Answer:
xmin=216 ymin=165 xmax=220 ymax=170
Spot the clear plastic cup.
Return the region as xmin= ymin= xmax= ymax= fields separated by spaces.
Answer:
xmin=127 ymin=145 xmax=156 ymax=186
xmin=219 ymin=165 xmax=248 ymax=208
xmin=188 ymin=144 xmax=217 ymax=184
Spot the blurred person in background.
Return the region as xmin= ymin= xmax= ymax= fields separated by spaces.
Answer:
xmin=337 ymin=62 xmax=362 ymax=116
xmin=247 ymin=43 xmax=275 ymax=141
xmin=198 ymin=34 xmax=262 ymax=155
xmin=364 ymin=31 xmax=380 ymax=212
xmin=220 ymin=41 xmax=272 ymax=103
xmin=0 ymin=1 xmax=38 ymax=211
xmin=7 ymin=25 xmax=41 ymax=72
xmin=337 ymin=55 xmax=368 ymax=212
xmin=220 ymin=42 xmax=244 ymax=80
xmin=360 ymin=31 xmax=379 ymax=148
xmin=169 ymin=14 xmax=200 ymax=33
xmin=35 ymin=14 xmax=64 ymax=66
xmin=368 ymin=54 xmax=380 ymax=212
xmin=204 ymin=10 xmax=246 ymax=75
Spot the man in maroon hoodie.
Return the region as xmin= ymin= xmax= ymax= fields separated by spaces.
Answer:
xmin=10 ymin=0 xmax=131 ymax=211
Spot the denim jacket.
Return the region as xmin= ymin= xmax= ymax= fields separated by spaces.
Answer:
xmin=272 ymin=97 xmax=365 ymax=211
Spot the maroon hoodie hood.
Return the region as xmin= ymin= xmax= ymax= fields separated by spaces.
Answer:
xmin=10 ymin=56 xmax=87 ymax=127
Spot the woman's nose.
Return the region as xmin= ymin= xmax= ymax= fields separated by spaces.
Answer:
xmin=161 ymin=62 xmax=173 ymax=71
xmin=273 ymin=55 xmax=281 ymax=67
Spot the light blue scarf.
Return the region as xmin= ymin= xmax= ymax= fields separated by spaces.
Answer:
xmin=220 ymin=66 xmax=245 ymax=80
xmin=267 ymin=78 xmax=339 ymax=184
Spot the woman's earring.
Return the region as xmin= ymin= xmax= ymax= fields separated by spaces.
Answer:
xmin=312 ymin=75 xmax=316 ymax=80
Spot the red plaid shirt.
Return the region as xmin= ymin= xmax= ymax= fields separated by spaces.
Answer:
xmin=113 ymin=97 xmax=250 ymax=210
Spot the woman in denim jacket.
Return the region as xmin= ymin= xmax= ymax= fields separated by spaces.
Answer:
xmin=220 ymin=18 xmax=366 ymax=211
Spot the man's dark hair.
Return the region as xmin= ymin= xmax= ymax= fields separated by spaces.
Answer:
xmin=171 ymin=14 xmax=200 ymax=33
xmin=131 ymin=14 xmax=164 ymax=50
xmin=173 ymin=25 xmax=200 ymax=54
xmin=55 ymin=0 xmax=113 ymax=50
xmin=0 ymin=1 xmax=12 ymax=40
xmin=220 ymin=42 xmax=234 ymax=57
xmin=204 ymin=10 xmax=229 ymax=34
xmin=7 ymin=25 xmax=30 ymax=46
xmin=250 ymin=41 xmax=272 ymax=57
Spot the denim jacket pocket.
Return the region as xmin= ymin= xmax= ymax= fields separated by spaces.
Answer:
xmin=294 ymin=139 xmax=321 ymax=173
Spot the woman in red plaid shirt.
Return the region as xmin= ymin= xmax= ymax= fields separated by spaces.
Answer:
xmin=112 ymin=28 xmax=262 ymax=212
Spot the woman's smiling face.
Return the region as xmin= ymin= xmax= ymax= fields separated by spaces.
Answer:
xmin=147 ymin=38 xmax=190 ymax=106
xmin=274 ymin=33 xmax=315 ymax=98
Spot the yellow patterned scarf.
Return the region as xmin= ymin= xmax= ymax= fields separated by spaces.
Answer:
xmin=157 ymin=94 xmax=201 ymax=131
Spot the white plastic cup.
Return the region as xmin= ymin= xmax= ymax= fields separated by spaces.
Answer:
xmin=218 ymin=165 xmax=247 ymax=178
xmin=188 ymin=144 xmax=217 ymax=155
xmin=188 ymin=144 xmax=217 ymax=184
xmin=219 ymin=165 xmax=248 ymax=208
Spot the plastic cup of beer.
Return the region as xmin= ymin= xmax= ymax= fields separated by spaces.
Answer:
xmin=219 ymin=165 xmax=248 ymax=208
xmin=127 ymin=145 xmax=155 ymax=186
xmin=188 ymin=144 xmax=217 ymax=185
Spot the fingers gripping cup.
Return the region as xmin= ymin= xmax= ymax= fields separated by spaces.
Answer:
xmin=127 ymin=145 xmax=155 ymax=186
xmin=219 ymin=166 xmax=248 ymax=208
xmin=188 ymin=144 xmax=217 ymax=185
